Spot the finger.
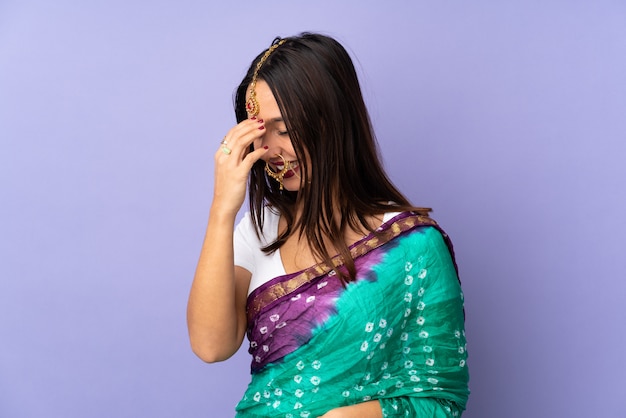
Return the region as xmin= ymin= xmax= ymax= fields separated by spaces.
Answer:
xmin=223 ymin=118 xmax=264 ymax=144
xmin=231 ymin=129 xmax=266 ymax=161
xmin=214 ymin=145 xmax=233 ymax=161
xmin=215 ymin=118 xmax=266 ymax=168
xmin=240 ymin=145 xmax=269 ymax=170
xmin=215 ymin=125 xmax=256 ymax=161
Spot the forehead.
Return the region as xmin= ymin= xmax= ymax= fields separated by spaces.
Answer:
xmin=247 ymin=80 xmax=283 ymax=120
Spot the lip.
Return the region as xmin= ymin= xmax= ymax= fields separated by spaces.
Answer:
xmin=269 ymin=159 xmax=299 ymax=174
xmin=284 ymin=168 xmax=297 ymax=178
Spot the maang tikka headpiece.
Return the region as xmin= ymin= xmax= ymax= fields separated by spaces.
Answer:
xmin=245 ymin=38 xmax=286 ymax=117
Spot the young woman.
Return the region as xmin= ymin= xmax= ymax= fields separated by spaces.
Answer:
xmin=187 ymin=33 xmax=469 ymax=417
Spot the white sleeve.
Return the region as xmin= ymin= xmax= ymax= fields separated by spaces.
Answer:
xmin=233 ymin=212 xmax=257 ymax=274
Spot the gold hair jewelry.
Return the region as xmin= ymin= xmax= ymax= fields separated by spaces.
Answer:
xmin=265 ymin=154 xmax=291 ymax=190
xmin=246 ymin=39 xmax=286 ymax=117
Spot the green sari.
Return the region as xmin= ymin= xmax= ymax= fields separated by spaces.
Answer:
xmin=236 ymin=213 xmax=469 ymax=417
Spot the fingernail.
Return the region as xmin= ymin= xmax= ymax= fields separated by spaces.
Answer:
xmin=258 ymin=125 xmax=265 ymax=130
xmin=250 ymin=116 xmax=257 ymax=120
xmin=257 ymin=119 xmax=264 ymax=123
xmin=263 ymin=146 xmax=269 ymax=149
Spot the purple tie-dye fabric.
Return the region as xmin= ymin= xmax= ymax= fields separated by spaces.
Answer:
xmin=246 ymin=247 xmax=389 ymax=373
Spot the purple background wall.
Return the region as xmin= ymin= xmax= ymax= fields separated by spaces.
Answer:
xmin=1 ymin=1 xmax=625 ymax=417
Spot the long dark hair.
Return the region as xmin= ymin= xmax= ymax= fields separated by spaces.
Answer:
xmin=234 ymin=33 xmax=429 ymax=282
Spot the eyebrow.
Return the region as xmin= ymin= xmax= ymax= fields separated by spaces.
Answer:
xmin=268 ymin=117 xmax=284 ymax=123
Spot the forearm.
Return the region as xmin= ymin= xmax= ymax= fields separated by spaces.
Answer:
xmin=187 ymin=206 xmax=243 ymax=362
xmin=320 ymin=400 xmax=382 ymax=418
xmin=186 ymin=118 xmax=269 ymax=361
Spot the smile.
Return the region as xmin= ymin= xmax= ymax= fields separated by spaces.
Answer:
xmin=273 ymin=160 xmax=299 ymax=172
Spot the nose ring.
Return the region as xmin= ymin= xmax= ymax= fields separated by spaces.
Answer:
xmin=264 ymin=154 xmax=291 ymax=190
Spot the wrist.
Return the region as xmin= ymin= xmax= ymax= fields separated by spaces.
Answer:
xmin=208 ymin=202 xmax=240 ymax=223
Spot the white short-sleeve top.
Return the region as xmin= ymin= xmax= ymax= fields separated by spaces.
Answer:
xmin=234 ymin=206 xmax=399 ymax=295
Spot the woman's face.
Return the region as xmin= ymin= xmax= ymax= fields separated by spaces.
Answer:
xmin=249 ymin=80 xmax=302 ymax=192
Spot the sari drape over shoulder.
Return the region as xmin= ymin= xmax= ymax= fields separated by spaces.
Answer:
xmin=236 ymin=213 xmax=469 ymax=417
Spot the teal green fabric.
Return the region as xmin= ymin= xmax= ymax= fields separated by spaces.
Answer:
xmin=379 ymin=396 xmax=463 ymax=417
xmin=236 ymin=226 xmax=469 ymax=417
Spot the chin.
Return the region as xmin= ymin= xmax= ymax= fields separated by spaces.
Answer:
xmin=282 ymin=178 xmax=301 ymax=192
xmin=283 ymin=185 xmax=301 ymax=192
